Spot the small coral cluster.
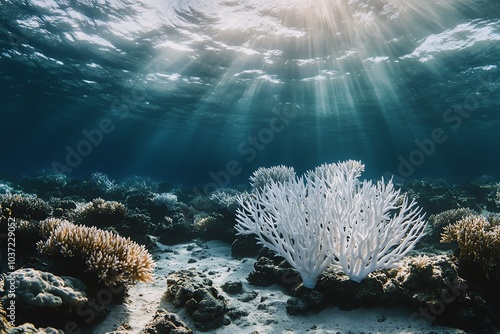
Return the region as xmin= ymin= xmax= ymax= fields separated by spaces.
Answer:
xmin=0 ymin=193 xmax=52 ymax=219
xmin=71 ymin=197 xmax=127 ymax=225
xmin=152 ymin=192 xmax=178 ymax=210
xmin=249 ymin=165 xmax=296 ymax=190
xmin=37 ymin=218 xmax=155 ymax=285
xmin=441 ymin=214 xmax=500 ymax=279
xmin=208 ymin=188 xmax=243 ymax=212
xmin=429 ymin=208 xmax=477 ymax=230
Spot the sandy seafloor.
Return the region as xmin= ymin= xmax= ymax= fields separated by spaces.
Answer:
xmin=91 ymin=240 xmax=466 ymax=334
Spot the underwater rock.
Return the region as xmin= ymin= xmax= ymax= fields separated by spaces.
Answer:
xmin=2 ymin=268 xmax=87 ymax=308
xmin=397 ymin=177 xmax=500 ymax=216
xmin=0 ymin=268 xmax=89 ymax=331
xmin=194 ymin=213 xmax=235 ymax=242
xmin=314 ymin=265 xmax=386 ymax=310
xmin=286 ymin=287 xmax=324 ymax=315
xmin=245 ymin=249 xmax=497 ymax=331
xmin=158 ymin=207 xmax=197 ymax=245
xmin=123 ymin=189 xmax=158 ymax=213
xmin=246 ymin=247 xmax=301 ymax=288
xmin=157 ymin=223 xmax=197 ymax=245
xmin=285 ymin=297 xmax=310 ymax=315
xmin=139 ymin=308 xmax=193 ymax=334
xmin=231 ymin=235 xmax=261 ymax=258
xmin=3 ymin=322 xmax=64 ymax=334
xmin=221 ymin=281 xmax=243 ymax=294
xmin=185 ymin=288 xmax=227 ymax=331
xmin=165 ymin=269 xmax=228 ymax=331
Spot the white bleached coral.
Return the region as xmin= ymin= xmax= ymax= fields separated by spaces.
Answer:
xmin=236 ymin=160 xmax=427 ymax=288
xmin=37 ymin=218 xmax=155 ymax=285
xmin=4 ymin=268 xmax=87 ymax=308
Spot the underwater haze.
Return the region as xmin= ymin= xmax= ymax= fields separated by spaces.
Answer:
xmin=1 ymin=0 xmax=499 ymax=186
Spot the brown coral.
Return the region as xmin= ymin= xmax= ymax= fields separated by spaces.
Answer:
xmin=37 ymin=218 xmax=155 ymax=285
xmin=441 ymin=214 xmax=500 ymax=279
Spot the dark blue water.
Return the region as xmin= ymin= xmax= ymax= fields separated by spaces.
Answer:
xmin=1 ymin=0 xmax=499 ymax=187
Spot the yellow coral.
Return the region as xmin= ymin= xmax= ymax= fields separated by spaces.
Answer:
xmin=37 ymin=218 xmax=155 ymax=285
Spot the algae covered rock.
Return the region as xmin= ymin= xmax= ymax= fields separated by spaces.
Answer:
xmin=140 ymin=308 xmax=193 ymax=334
xmin=165 ymin=269 xmax=228 ymax=331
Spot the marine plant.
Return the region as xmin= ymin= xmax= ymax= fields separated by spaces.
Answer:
xmin=37 ymin=218 xmax=155 ymax=285
xmin=236 ymin=160 xmax=427 ymax=288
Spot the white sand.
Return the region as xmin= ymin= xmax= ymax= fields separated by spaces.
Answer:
xmin=91 ymin=240 xmax=465 ymax=334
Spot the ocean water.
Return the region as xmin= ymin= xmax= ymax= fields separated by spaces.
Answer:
xmin=1 ymin=0 xmax=499 ymax=187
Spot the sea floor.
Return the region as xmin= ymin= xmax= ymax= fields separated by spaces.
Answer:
xmin=91 ymin=240 xmax=466 ymax=334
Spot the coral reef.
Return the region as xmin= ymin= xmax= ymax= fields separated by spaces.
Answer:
xmin=429 ymin=208 xmax=478 ymax=230
xmin=425 ymin=208 xmax=478 ymax=246
xmin=86 ymin=172 xmax=118 ymax=194
xmin=36 ymin=218 xmax=155 ymax=285
xmin=397 ymin=176 xmax=500 ymax=215
xmin=441 ymin=214 xmax=500 ymax=279
xmin=208 ymin=188 xmax=245 ymax=212
xmin=1 ymin=171 xmax=498 ymax=333
xmin=119 ymin=175 xmax=159 ymax=193
xmin=151 ymin=192 xmax=178 ymax=210
xmin=19 ymin=171 xmax=69 ymax=198
xmin=70 ymin=198 xmax=127 ymax=227
xmin=249 ymin=165 xmax=295 ymax=191
xmin=0 ymin=181 xmax=15 ymax=194
xmin=0 ymin=193 xmax=52 ymax=220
